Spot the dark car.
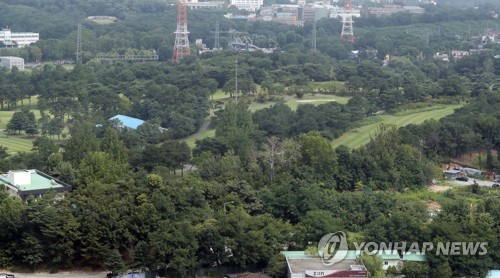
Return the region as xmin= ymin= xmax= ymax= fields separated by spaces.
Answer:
xmin=456 ymin=176 xmax=469 ymax=182
xmin=493 ymin=183 xmax=500 ymax=188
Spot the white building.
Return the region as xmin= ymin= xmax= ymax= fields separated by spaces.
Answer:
xmin=329 ymin=6 xmax=361 ymax=19
xmin=0 ymin=56 xmax=24 ymax=71
xmin=230 ymin=0 xmax=263 ymax=11
xmin=0 ymin=28 xmax=39 ymax=48
xmin=186 ymin=0 xmax=224 ymax=9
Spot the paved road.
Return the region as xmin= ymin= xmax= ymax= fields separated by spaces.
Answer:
xmin=1 ymin=271 xmax=107 ymax=278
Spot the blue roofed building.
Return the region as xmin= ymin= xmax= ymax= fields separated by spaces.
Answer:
xmin=109 ymin=114 xmax=145 ymax=129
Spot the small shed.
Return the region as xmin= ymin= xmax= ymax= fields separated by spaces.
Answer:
xmin=444 ymin=170 xmax=461 ymax=180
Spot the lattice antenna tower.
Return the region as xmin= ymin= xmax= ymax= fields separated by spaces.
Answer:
xmin=215 ymin=20 xmax=220 ymax=50
xmin=312 ymin=17 xmax=317 ymax=51
xmin=76 ymin=23 xmax=82 ymax=63
xmin=172 ymin=0 xmax=190 ymax=63
xmin=341 ymin=0 xmax=355 ymax=44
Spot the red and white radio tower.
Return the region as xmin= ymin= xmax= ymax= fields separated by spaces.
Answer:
xmin=172 ymin=0 xmax=190 ymax=63
xmin=341 ymin=0 xmax=355 ymax=44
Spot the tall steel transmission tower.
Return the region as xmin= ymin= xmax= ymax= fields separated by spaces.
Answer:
xmin=312 ymin=18 xmax=317 ymax=51
xmin=214 ymin=20 xmax=220 ymax=50
xmin=76 ymin=23 xmax=82 ymax=63
xmin=172 ymin=0 xmax=190 ymax=63
xmin=341 ymin=0 xmax=355 ymax=44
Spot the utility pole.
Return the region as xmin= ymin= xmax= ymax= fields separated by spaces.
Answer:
xmin=172 ymin=0 xmax=190 ymax=63
xmin=235 ymin=59 xmax=238 ymax=101
xmin=76 ymin=23 xmax=82 ymax=63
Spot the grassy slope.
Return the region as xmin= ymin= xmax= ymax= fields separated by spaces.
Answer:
xmin=332 ymin=104 xmax=461 ymax=149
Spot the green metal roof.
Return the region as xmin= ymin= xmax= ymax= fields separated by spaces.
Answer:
xmin=282 ymin=250 xmax=427 ymax=262
xmin=0 ymin=170 xmax=65 ymax=191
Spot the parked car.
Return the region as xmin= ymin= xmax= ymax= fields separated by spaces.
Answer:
xmin=493 ymin=183 xmax=500 ymax=188
xmin=456 ymin=176 xmax=469 ymax=182
xmin=0 ymin=273 xmax=15 ymax=278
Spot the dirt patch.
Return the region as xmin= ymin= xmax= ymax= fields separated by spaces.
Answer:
xmin=426 ymin=200 xmax=442 ymax=211
xmin=428 ymin=185 xmax=451 ymax=192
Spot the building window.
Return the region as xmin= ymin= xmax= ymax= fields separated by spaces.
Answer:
xmin=384 ymin=261 xmax=388 ymax=265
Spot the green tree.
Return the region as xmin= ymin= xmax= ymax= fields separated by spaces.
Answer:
xmin=17 ymin=233 xmax=43 ymax=271
xmin=359 ymin=254 xmax=384 ymax=278
xmin=104 ymin=250 xmax=127 ymax=275
xmin=32 ymin=137 xmax=59 ymax=162
xmin=300 ymin=131 xmax=337 ymax=179
xmin=100 ymin=127 xmax=128 ymax=163
xmin=27 ymin=193 xmax=80 ymax=268
xmin=215 ymin=101 xmax=255 ymax=158
xmin=63 ymin=121 xmax=100 ymax=166
xmin=402 ymin=262 xmax=430 ymax=278
xmin=78 ymin=152 xmax=128 ymax=187
xmin=6 ymin=109 xmax=35 ymax=134
xmin=266 ymin=253 xmax=287 ymax=278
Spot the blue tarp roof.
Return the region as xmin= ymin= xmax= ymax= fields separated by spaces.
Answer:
xmin=109 ymin=115 xmax=145 ymax=129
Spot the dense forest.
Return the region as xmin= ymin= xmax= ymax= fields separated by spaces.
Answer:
xmin=0 ymin=0 xmax=499 ymax=277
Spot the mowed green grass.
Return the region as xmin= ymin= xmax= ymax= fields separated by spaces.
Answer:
xmin=0 ymin=101 xmax=42 ymax=153
xmin=185 ymin=128 xmax=216 ymax=148
xmin=332 ymin=104 xmax=462 ymax=149
xmin=248 ymin=94 xmax=350 ymax=111
xmin=0 ymin=135 xmax=34 ymax=153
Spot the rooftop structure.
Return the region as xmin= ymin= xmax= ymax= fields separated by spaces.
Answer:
xmin=0 ymin=169 xmax=71 ymax=201
xmin=86 ymin=16 xmax=118 ymax=23
xmin=224 ymin=13 xmax=256 ymax=20
xmin=361 ymin=5 xmax=424 ymax=17
xmin=403 ymin=6 xmax=425 ymax=14
xmin=283 ymin=250 xmax=426 ymax=277
xmin=254 ymin=6 xmax=299 ymax=25
xmin=451 ymin=50 xmax=470 ymax=60
xmin=0 ymin=28 xmax=39 ymax=48
xmin=283 ymin=251 xmax=367 ymax=278
xmin=109 ymin=115 xmax=146 ymax=129
xmin=229 ymin=0 xmax=263 ymax=11
xmin=186 ymin=0 xmax=224 ymax=9
xmin=329 ymin=6 xmax=361 ymax=19
xmin=0 ymin=56 xmax=24 ymax=71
